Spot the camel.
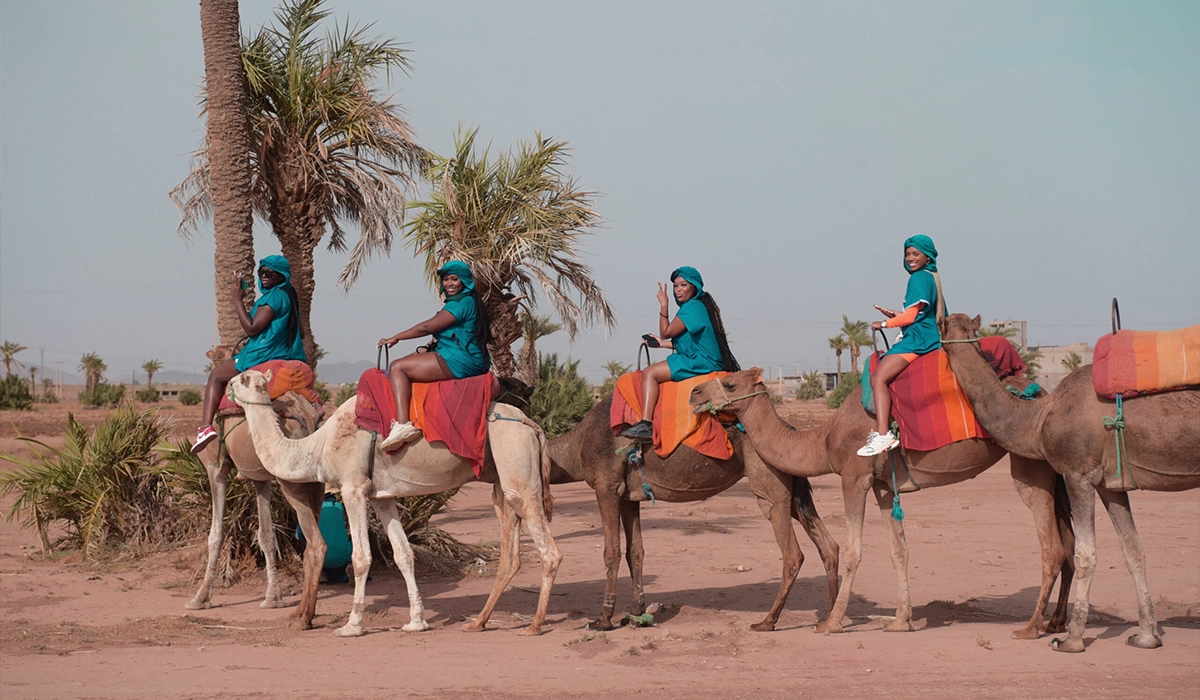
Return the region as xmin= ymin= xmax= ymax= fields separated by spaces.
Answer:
xmin=186 ymin=390 xmax=326 ymax=617
xmin=228 ymin=369 xmax=562 ymax=637
xmin=546 ymin=397 xmax=841 ymax=631
xmin=940 ymin=313 xmax=1200 ymax=653
xmin=689 ymin=369 xmax=1076 ymax=639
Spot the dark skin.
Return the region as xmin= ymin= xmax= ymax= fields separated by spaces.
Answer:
xmin=377 ymin=273 xmax=462 ymax=424
xmin=868 ymin=246 xmax=931 ymax=435
xmin=200 ymin=267 xmax=284 ymax=427
xmin=637 ymin=277 xmax=695 ymax=422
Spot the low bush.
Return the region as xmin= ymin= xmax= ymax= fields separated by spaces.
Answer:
xmin=80 ymin=383 xmax=126 ymax=408
xmin=0 ymin=374 xmax=34 ymax=410
xmin=795 ymin=370 xmax=826 ymax=400
xmin=530 ymin=353 xmax=594 ymax=438
xmin=825 ymin=371 xmax=862 ymax=410
xmin=313 ymin=381 xmax=331 ymax=405
xmin=135 ymin=387 xmax=161 ymax=403
xmin=178 ymin=389 xmax=202 ymax=406
xmin=333 ymin=382 xmax=357 ymax=407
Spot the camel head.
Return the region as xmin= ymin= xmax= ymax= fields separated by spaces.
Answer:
xmin=939 ymin=313 xmax=982 ymax=342
xmin=689 ymin=368 xmax=765 ymax=417
xmin=207 ymin=344 xmax=236 ymax=364
xmin=226 ymin=369 xmax=274 ymax=407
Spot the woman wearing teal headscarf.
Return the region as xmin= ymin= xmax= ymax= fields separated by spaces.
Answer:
xmin=193 ymin=255 xmax=307 ymax=454
xmin=620 ymin=266 xmax=740 ymax=440
xmin=857 ymin=235 xmax=946 ymax=457
xmin=377 ymin=260 xmax=492 ymax=450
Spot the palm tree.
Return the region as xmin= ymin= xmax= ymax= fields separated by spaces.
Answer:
xmin=41 ymin=377 xmax=54 ymax=398
xmin=840 ymin=315 xmax=871 ymax=373
xmin=516 ymin=313 xmax=563 ymax=387
xmin=79 ymin=353 xmax=107 ymax=393
xmin=28 ymin=366 xmax=37 ymax=394
xmin=1061 ymin=352 xmax=1083 ymax=372
xmin=142 ymin=359 xmax=164 ymax=387
xmin=1 ymin=341 xmax=26 ymax=377
xmin=404 ymin=127 xmax=615 ymax=377
xmin=172 ymin=0 xmax=427 ymax=366
xmin=828 ymin=334 xmax=848 ymax=379
xmin=598 ymin=360 xmax=631 ymax=400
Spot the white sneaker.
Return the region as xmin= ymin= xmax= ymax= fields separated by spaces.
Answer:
xmin=856 ymin=430 xmax=899 ymax=457
xmin=380 ymin=420 xmax=421 ymax=451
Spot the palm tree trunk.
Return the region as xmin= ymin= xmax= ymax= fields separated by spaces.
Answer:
xmin=271 ymin=189 xmax=322 ymax=368
xmin=482 ymin=291 xmax=522 ymax=378
xmin=199 ymin=0 xmax=256 ymax=347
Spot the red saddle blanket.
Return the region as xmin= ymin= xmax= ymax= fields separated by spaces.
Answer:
xmin=353 ymin=370 xmax=496 ymax=477
xmin=610 ymin=371 xmax=734 ymax=461
xmin=218 ymin=360 xmax=322 ymax=413
xmin=1092 ymin=324 xmax=1200 ymax=398
xmin=869 ymin=336 xmax=1026 ymax=452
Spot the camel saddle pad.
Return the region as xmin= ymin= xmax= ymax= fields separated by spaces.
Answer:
xmin=866 ymin=336 xmax=1026 ymax=452
xmin=217 ymin=360 xmax=321 ymax=415
xmin=611 ymin=371 xmax=734 ymax=461
xmin=1092 ymin=324 xmax=1200 ymax=399
xmin=354 ymin=370 xmax=497 ymax=477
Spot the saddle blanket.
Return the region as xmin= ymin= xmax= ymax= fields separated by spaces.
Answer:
xmin=866 ymin=336 xmax=1026 ymax=452
xmin=1092 ymin=324 xmax=1200 ymax=399
xmin=218 ymin=360 xmax=322 ymax=414
xmin=354 ymin=370 xmax=496 ymax=477
xmin=611 ymin=371 xmax=734 ymax=461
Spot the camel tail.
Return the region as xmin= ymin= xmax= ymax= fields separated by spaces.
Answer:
xmin=790 ymin=476 xmax=817 ymax=522
xmin=1053 ymin=473 xmax=1075 ymax=552
xmin=536 ymin=423 xmax=554 ymax=523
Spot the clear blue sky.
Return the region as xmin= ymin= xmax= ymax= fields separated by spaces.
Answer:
xmin=2 ymin=1 xmax=1197 ymax=383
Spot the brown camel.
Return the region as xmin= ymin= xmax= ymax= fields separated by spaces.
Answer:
xmin=941 ymin=313 xmax=1200 ymax=653
xmin=689 ymin=369 xmax=1076 ymax=639
xmin=186 ymin=390 xmax=326 ymax=621
xmin=546 ymin=397 xmax=841 ymax=631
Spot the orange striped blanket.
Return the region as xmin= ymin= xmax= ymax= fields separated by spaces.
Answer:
xmin=610 ymin=371 xmax=734 ymax=460
xmin=218 ymin=360 xmax=321 ymax=413
xmin=1092 ymin=324 xmax=1200 ymax=398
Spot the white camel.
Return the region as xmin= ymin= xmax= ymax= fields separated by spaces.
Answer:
xmin=227 ymin=369 xmax=562 ymax=637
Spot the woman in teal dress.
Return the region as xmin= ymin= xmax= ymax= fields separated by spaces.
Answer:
xmin=621 ymin=266 xmax=740 ymax=440
xmin=377 ymin=260 xmax=492 ymax=450
xmin=193 ymin=254 xmax=306 ymax=454
xmin=857 ymin=235 xmax=945 ymax=457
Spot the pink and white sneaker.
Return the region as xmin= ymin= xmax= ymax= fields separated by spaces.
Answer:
xmin=192 ymin=425 xmax=218 ymax=455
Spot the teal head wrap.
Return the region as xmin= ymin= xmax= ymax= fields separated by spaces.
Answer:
xmin=257 ymin=254 xmax=293 ymax=292
xmin=902 ymin=235 xmax=938 ymax=273
xmin=437 ymin=260 xmax=476 ymax=296
xmin=670 ymin=266 xmax=705 ymax=304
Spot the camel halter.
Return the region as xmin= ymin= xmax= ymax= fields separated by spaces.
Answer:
xmin=695 ymin=381 xmax=769 ymax=415
xmin=226 ymin=384 xmax=273 ymax=407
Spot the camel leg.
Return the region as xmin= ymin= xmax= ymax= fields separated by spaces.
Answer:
xmin=335 ymin=480 xmax=374 ymax=637
xmin=1009 ymin=457 xmax=1071 ymax=639
xmin=278 ymin=480 xmax=324 ymax=630
xmin=252 ymin=478 xmax=286 ymax=609
xmin=464 ymin=481 xmax=523 ymax=633
xmin=745 ymin=461 xmax=801 ymax=632
xmin=789 ymin=476 xmax=840 ymax=620
xmin=370 ymin=497 xmax=429 ymax=632
xmin=1051 ymin=474 xmax=1098 ymax=653
xmin=1048 ymin=476 xmax=1076 ymax=634
xmin=511 ymin=482 xmax=562 ymax=637
xmin=187 ymin=457 xmax=231 ymax=610
xmin=871 ymin=480 xmax=914 ymax=632
xmin=1097 ymin=487 xmax=1162 ymax=650
xmin=620 ymin=499 xmax=646 ymax=617
xmin=588 ymin=481 xmax=625 ymax=631
xmin=817 ymin=476 xmax=872 ymax=634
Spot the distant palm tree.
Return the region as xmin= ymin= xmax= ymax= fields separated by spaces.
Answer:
xmin=517 ymin=313 xmax=563 ymax=387
xmin=796 ymin=370 xmax=826 ymax=400
xmin=828 ymin=335 xmax=848 ymax=379
xmin=404 ymin=127 xmax=615 ymax=377
xmin=142 ymin=359 xmax=164 ymax=387
xmin=28 ymin=366 xmax=37 ymax=394
xmin=173 ymin=0 xmax=427 ymax=366
xmin=1 ymin=341 xmax=26 ymax=377
xmin=1061 ymin=352 xmax=1083 ymax=372
xmin=41 ymin=377 xmax=54 ymax=398
xmin=598 ymin=360 xmax=632 ymax=400
xmin=79 ymin=353 xmax=107 ymax=393
xmin=840 ymin=316 xmax=871 ymax=372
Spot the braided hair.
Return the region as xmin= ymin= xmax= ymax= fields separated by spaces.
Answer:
xmin=699 ymin=293 xmax=740 ymax=372
xmin=282 ymin=285 xmax=304 ymax=344
xmin=469 ymin=289 xmax=493 ymax=363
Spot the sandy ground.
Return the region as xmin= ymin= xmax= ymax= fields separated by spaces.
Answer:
xmin=1 ymin=400 xmax=1198 ymax=699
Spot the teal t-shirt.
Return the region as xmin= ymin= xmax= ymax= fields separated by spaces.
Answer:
xmin=433 ymin=293 xmax=490 ymax=379
xmin=887 ymin=269 xmax=942 ymax=357
xmin=235 ymin=285 xmax=306 ymax=371
xmin=666 ymin=297 xmax=723 ymax=380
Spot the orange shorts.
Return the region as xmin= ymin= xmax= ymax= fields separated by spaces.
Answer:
xmin=894 ymin=352 xmax=918 ymax=363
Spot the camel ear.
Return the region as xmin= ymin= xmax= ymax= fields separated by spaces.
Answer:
xmin=749 ymin=367 xmax=763 ymax=383
xmin=971 ymin=315 xmax=982 ymax=332
xmin=263 ymin=368 xmax=273 ymax=384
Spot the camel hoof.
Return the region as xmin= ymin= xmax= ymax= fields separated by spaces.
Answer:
xmin=1045 ymin=621 xmax=1067 ymax=635
xmin=1049 ymin=636 xmax=1085 ymax=653
xmin=401 ymin=620 xmax=430 ymax=633
xmin=815 ymin=620 xmax=844 ymax=634
xmin=587 ymin=618 xmax=614 ymax=632
xmin=461 ymin=621 xmax=488 ymax=633
xmin=517 ymin=625 xmax=544 ymax=637
xmin=289 ymin=617 xmax=314 ymax=631
xmin=184 ymin=598 xmax=212 ymax=611
xmin=259 ymin=598 xmax=288 ymax=609
xmin=334 ymin=624 xmax=364 ymax=638
xmin=750 ymin=620 xmax=776 ymax=633
xmin=1011 ymin=625 xmax=1042 ymax=640
xmin=1126 ymin=632 xmax=1162 ymax=650
xmin=883 ymin=619 xmax=913 ymax=632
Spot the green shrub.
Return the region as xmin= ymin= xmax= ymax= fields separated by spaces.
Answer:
xmin=825 ymin=371 xmax=862 ymax=410
xmin=530 ymin=353 xmax=594 ymax=438
xmin=36 ymin=392 xmax=60 ymax=404
xmin=313 ymin=381 xmax=331 ymax=404
xmin=597 ymin=361 xmax=631 ymax=400
xmin=135 ymin=387 xmax=161 ymax=403
xmin=334 ymin=382 xmax=357 ymax=406
xmin=795 ymin=370 xmax=826 ymax=400
xmin=178 ymin=389 xmax=202 ymax=406
xmin=0 ymin=374 xmax=34 ymax=410
xmin=80 ymin=383 xmax=126 ymax=408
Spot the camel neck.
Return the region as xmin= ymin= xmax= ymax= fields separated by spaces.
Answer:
xmin=735 ymin=393 xmax=836 ymax=478
xmin=943 ymin=342 xmax=1047 ymax=459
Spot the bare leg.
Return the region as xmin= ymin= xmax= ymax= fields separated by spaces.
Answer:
xmin=638 ymin=361 xmax=672 ymax=422
xmin=388 ymin=352 xmax=453 ymax=424
xmin=870 ymin=354 xmax=910 ymax=434
xmin=200 ymin=360 xmax=240 ymax=427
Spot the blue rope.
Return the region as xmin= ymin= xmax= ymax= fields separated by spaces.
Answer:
xmin=887 ymin=420 xmax=904 ymax=521
xmin=1102 ymin=394 xmax=1137 ymax=488
xmin=1006 ymin=383 xmax=1041 ymax=400
xmin=618 ymin=443 xmax=655 ymax=503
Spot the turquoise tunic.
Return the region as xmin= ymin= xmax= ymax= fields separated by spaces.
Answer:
xmin=886 ymin=268 xmax=943 ymax=357
xmin=433 ymin=293 xmax=490 ymax=379
xmin=667 ymin=298 xmax=723 ymax=380
xmin=234 ymin=285 xmax=306 ymax=371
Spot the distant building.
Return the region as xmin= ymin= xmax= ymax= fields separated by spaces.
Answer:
xmin=1028 ymin=341 xmax=1093 ymax=392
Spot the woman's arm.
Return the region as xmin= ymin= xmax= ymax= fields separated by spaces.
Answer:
xmin=231 ymin=275 xmax=275 ymax=336
xmin=871 ymin=302 xmax=924 ymax=331
xmin=378 ymin=310 xmax=457 ymax=348
xmin=655 ymin=282 xmax=688 ymax=340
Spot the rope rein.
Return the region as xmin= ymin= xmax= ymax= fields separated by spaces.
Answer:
xmin=698 ymin=383 xmax=770 ymax=414
xmin=1102 ymin=394 xmax=1138 ymax=489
